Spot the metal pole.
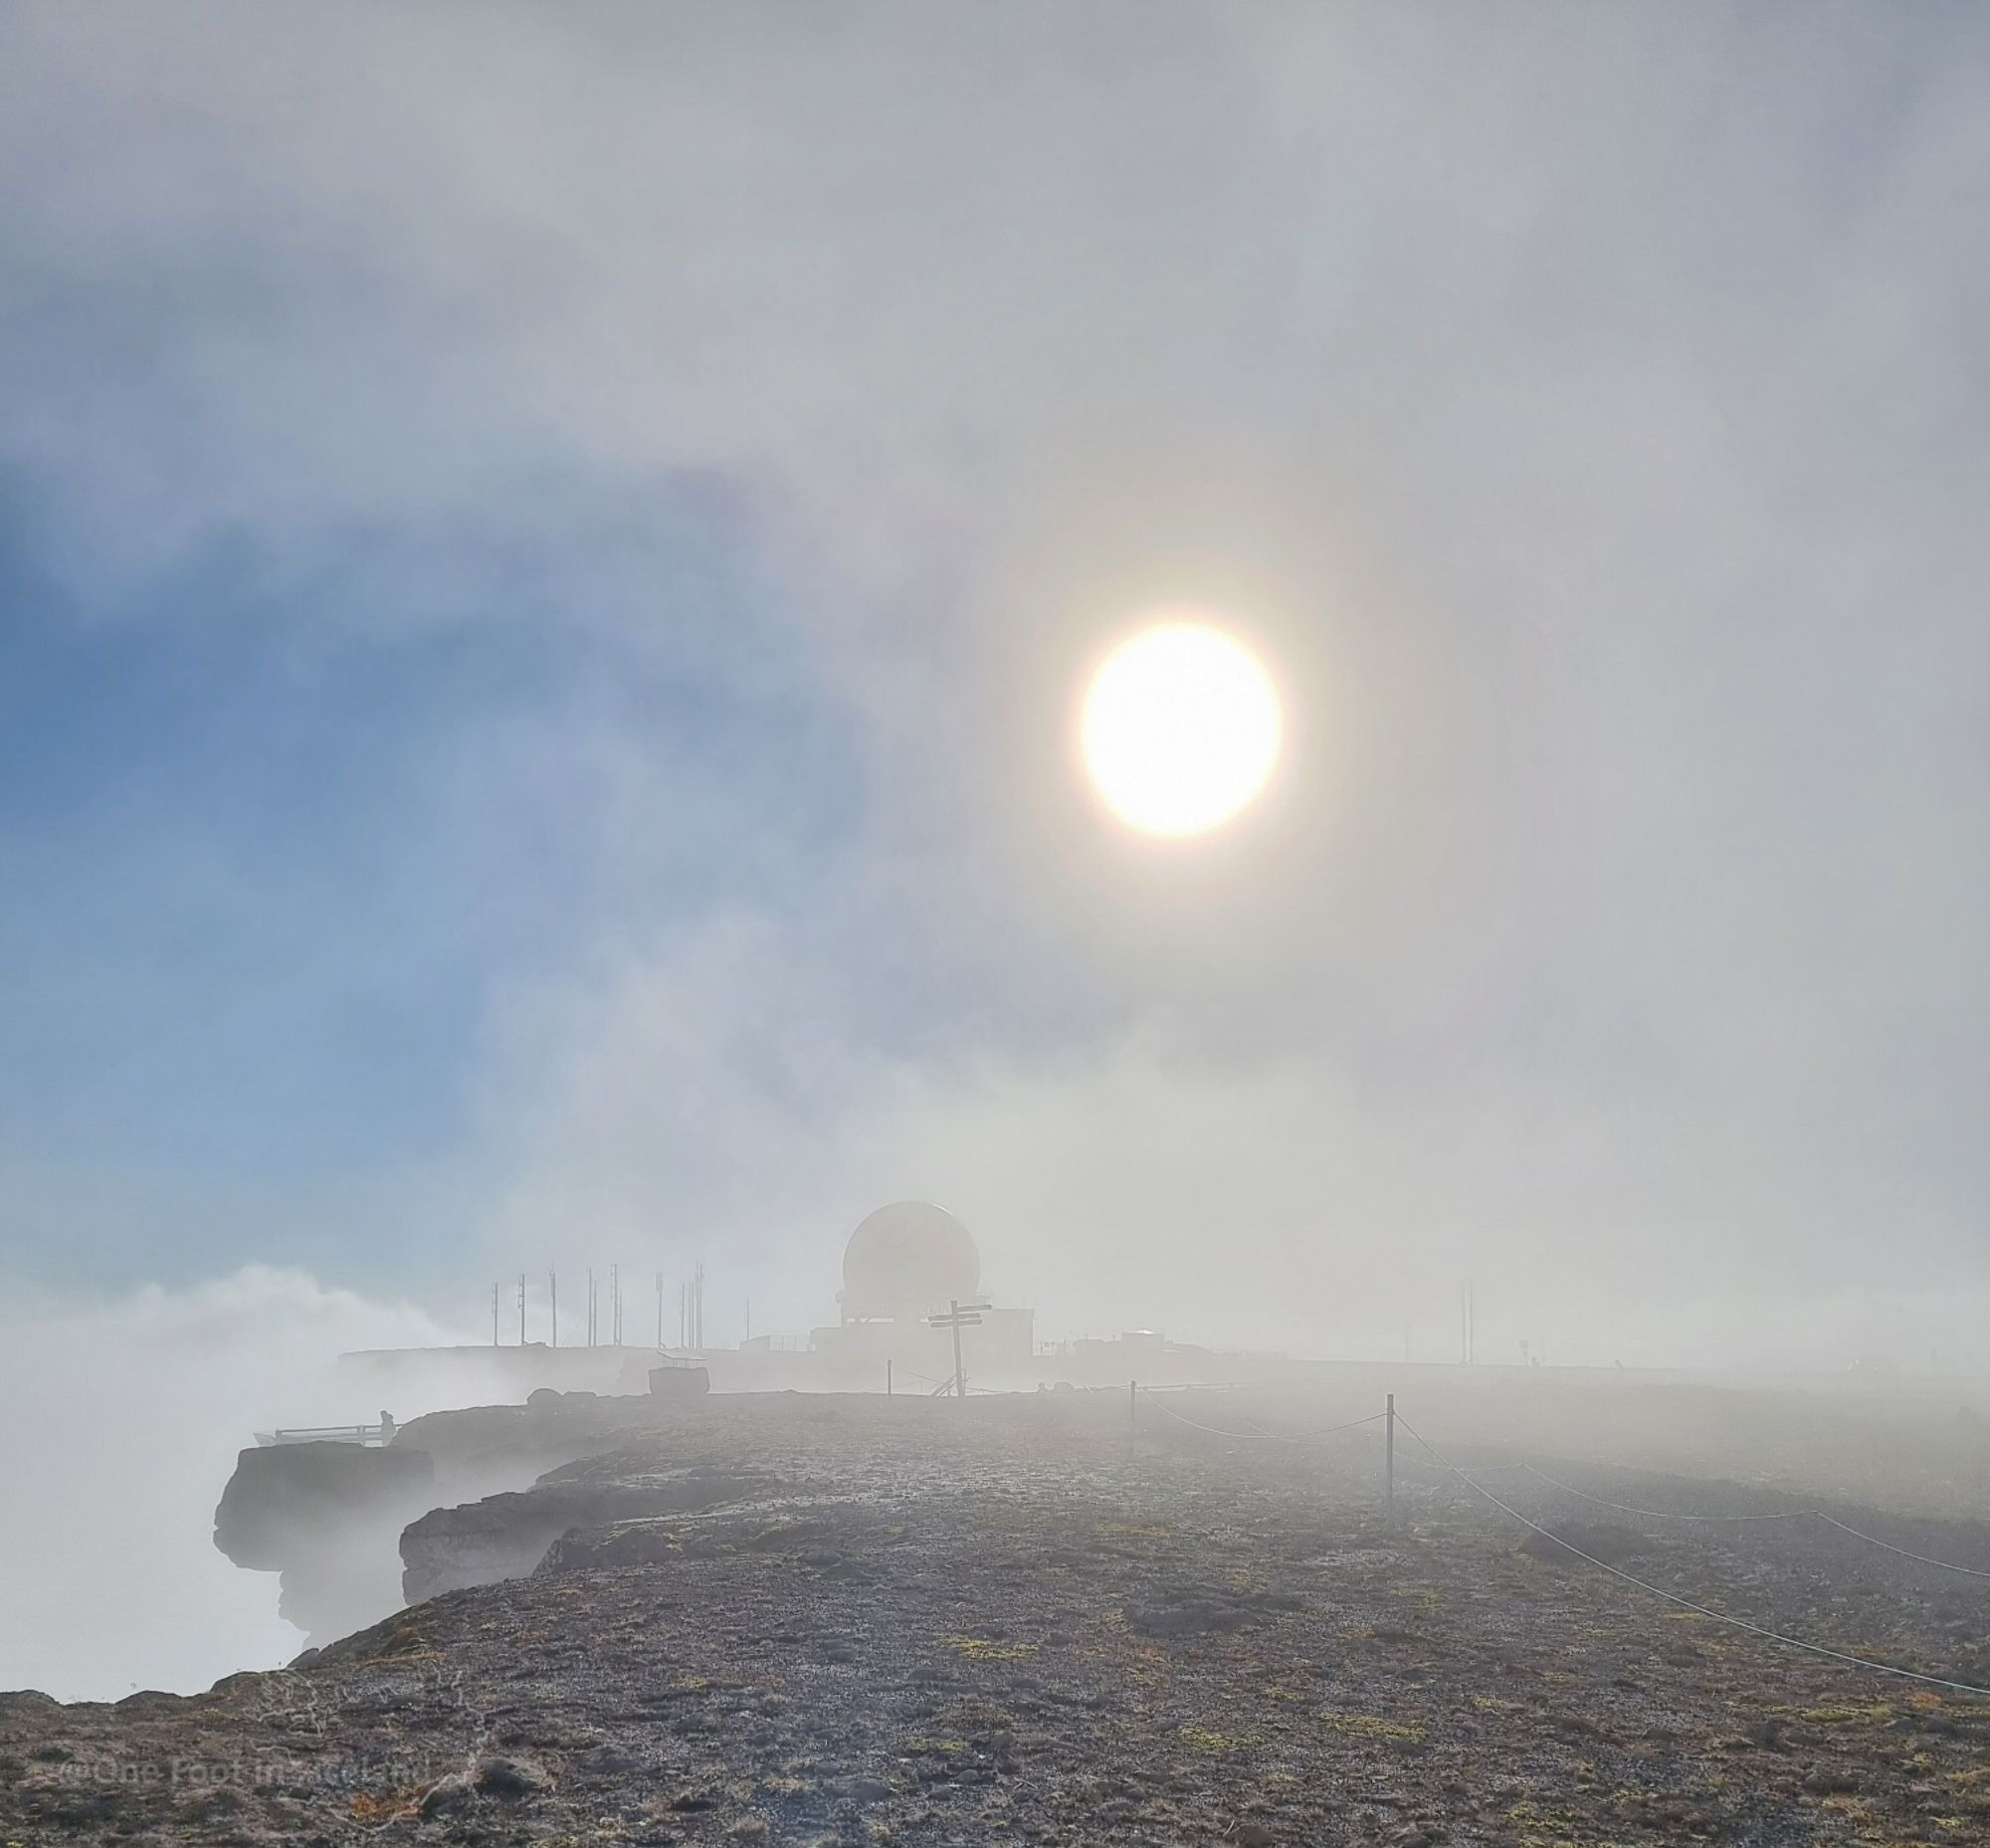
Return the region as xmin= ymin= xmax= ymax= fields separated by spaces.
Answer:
xmin=492 ymin=1283 xmax=498 ymax=1346
xmin=1129 ymin=1379 xmax=1137 ymax=1460
xmin=950 ymin=1299 xmax=965 ymax=1400
xmin=887 ymin=1359 xmax=893 ymax=1396
xmin=550 ymin=1272 xmax=557 ymax=1348
xmin=517 ymin=1274 xmax=525 ymax=1345
xmin=586 ymin=1268 xmax=594 ymax=1346
xmin=1385 ymin=1392 xmax=1396 ymax=1525
xmin=656 ymin=1272 xmax=664 ymax=1348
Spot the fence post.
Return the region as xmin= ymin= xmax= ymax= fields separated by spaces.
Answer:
xmin=1385 ymin=1392 xmax=1396 ymax=1526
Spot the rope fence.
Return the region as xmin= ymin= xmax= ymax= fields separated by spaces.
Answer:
xmin=1392 ymin=1409 xmax=1990 ymax=1701
xmin=1129 ymin=1384 xmax=1990 ymax=1702
xmin=1517 ymin=1464 xmax=1808 ymax=1524
xmin=1521 ymin=1463 xmax=1990 ymax=1575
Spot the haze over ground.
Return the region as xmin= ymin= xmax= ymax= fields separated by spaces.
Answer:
xmin=1 ymin=4 xmax=1986 ymax=1697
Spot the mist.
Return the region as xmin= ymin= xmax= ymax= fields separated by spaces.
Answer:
xmin=2 ymin=0 xmax=1987 ymax=1713
xmin=0 ymin=1270 xmax=453 ymax=1700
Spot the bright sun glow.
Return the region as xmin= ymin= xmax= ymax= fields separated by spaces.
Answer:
xmin=1082 ymin=621 xmax=1282 ymax=837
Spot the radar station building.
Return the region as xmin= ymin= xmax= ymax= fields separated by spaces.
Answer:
xmin=810 ymin=1201 xmax=1034 ymax=1387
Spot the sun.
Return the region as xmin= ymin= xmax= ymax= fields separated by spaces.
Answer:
xmin=1081 ymin=621 xmax=1282 ymax=837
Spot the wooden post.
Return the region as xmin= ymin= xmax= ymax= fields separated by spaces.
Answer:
xmin=1385 ymin=1392 xmax=1396 ymax=1525
xmin=887 ymin=1359 xmax=894 ymax=1396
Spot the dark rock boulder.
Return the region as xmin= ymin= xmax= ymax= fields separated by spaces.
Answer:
xmin=473 ymin=1752 xmax=550 ymax=1798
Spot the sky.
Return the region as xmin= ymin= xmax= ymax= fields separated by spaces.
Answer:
xmin=2 ymin=1 xmax=1988 ymax=1374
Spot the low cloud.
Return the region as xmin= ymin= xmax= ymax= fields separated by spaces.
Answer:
xmin=0 ymin=1268 xmax=454 ymax=1701
xmin=1 ymin=8 xmax=1984 ymax=1427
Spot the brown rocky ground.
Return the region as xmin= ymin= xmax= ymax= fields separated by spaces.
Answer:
xmin=5 ymin=1389 xmax=1989 ymax=1846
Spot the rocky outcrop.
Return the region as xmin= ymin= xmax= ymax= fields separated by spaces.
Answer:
xmin=401 ymin=1464 xmax=768 ymax=1602
xmin=24 ymin=1386 xmax=1990 ymax=1848
xmin=213 ymin=1386 xmax=716 ymax=1648
xmin=213 ymin=1441 xmax=438 ymax=1644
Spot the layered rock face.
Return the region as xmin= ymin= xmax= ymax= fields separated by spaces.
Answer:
xmin=212 ymin=1442 xmax=438 ymax=1644
xmin=400 ymin=1464 xmax=768 ymax=1602
xmin=213 ymin=1385 xmax=714 ymax=1646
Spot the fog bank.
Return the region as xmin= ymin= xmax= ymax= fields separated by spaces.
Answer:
xmin=0 ymin=1268 xmax=451 ymax=1701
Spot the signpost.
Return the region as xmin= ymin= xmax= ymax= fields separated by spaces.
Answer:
xmin=925 ymin=1299 xmax=991 ymax=1400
